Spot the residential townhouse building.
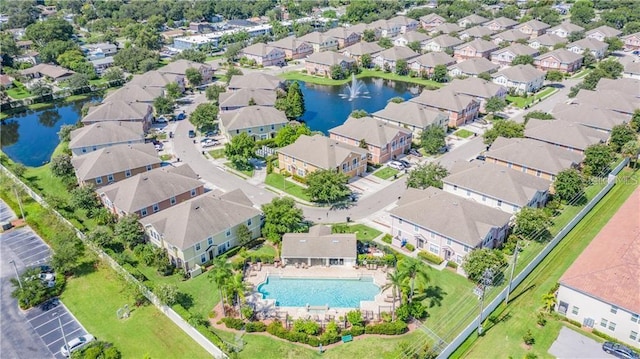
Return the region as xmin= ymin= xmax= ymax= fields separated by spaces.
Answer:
xmin=348 ymin=23 xmax=382 ymax=41
xmin=585 ymin=25 xmax=622 ymax=42
xmin=524 ymin=119 xmax=609 ymax=155
xmin=556 ymin=189 xmax=640 ymax=348
xmin=552 ymin=103 xmax=630 ymax=133
xmin=277 ymin=134 xmax=368 ymax=179
xmin=453 ymin=38 xmax=498 ymax=60
xmin=595 ymin=78 xmax=640 ymax=98
xmin=388 ymin=15 xmax=420 ymax=34
xmin=128 ymin=70 xmax=186 ymax=93
xmin=547 ymin=21 xmax=584 ymax=38
xmin=491 ymin=29 xmax=530 ymax=46
xmin=408 ymin=52 xmax=457 ymax=75
xmin=392 ymin=31 xmax=430 ymax=49
xmin=323 ymin=27 xmax=361 ymax=49
xmin=218 ymin=89 xmax=277 ymax=112
xmin=443 ymin=161 xmax=551 ymax=214
xmin=420 ymin=14 xmax=446 ymax=32
xmin=158 ymin=59 xmax=215 ymax=86
xmin=423 ymin=34 xmax=464 ymax=53
xmin=621 ymin=32 xmax=640 ymax=51
xmin=431 ymin=23 xmax=463 ymax=36
xmin=448 ymin=57 xmax=500 ymax=78
xmin=484 ymin=137 xmax=584 ymax=181
xmin=515 ymin=19 xmax=550 ymax=38
xmin=623 ymin=61 xmax=640 ymax=80
xmin=98 ymin=164 xmax=204 ymax=218
xmin=71 ymin=143 xmax=161 ymax=187
xmin=219 ymin=106 xmax=288 ymax=140
xmin=298 ymin=31 xmax=339 ymax=52
xmin=368 ymin=19 xmax=402 ymax=38
xmin=446 ymin=77 xmax=507 ymax=113
xmin=571 ymin=89 xmax=640 ymax=116
xmin=389 ymin=187 xmax=512 ymax=264
xmin=239 ymin=43 xmax=286 ymax=67
xmin=329 ymin=116 xmax=412 ymax=164
xmin=69 ymin=122 xmax=145 ymax=157
xmin=305 ymin=51 xmax=356 ymax=76
xmin=142 ymin=189 xmax=262 ymax=274
xmin=268 ymin=36 xmax=314 ymax=60
xmin=567 ymin=38 xmax=609 ymax=60
xmin=534 ymin=49 xmax=583 ymax=73
xmin=90 ymin=57 xmax=114 ymax=74
xmin=372 ymin=101 xmax=449 ymax=136
xmin=483 ymin=17 xmax=518 ymax=32
xmin=527 ymin=33 xmax=567 ymax=51
xmin=459 ymin=25 xmax=495 ymax=41
xmin=20 ymin=63 xmax=75 ymax=83
xmin=81 ymin=100 xmax=154 ymax=131
xmin=103 ymin=84 xmax=164 ymax=105
xmin=490 ymin=44 xmax=539 ymax=67
xmin=372 ymin=46 xmax=419 ymax=72
xmin=410 ymin=88 xmax=480 ymax=127
xmin=457 ymin=14 xmax=488 ymax=29
xmin=228 ymin=73 xmax=284 ymax=91
xmin=491 ymin=64 xmax=546 ymax=94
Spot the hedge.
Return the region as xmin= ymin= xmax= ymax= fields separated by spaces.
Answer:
xmin=364 ymin=321 xmax=408 ymax=335
xmin=404 ymin=243 xmax=415 ymax=252
xmin=381 ymin=234 xmax=393 ymax=244
xmin=221 ymin=317 xmax=245 ymax=330
xmin=245 ymin=321 xmax=267 ymax=332
xmin=446 ymin=261 xmax=458 ymax=269
xmin=417 ymin=250 xmax=444 ymax=265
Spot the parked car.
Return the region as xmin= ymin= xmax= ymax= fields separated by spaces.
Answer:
xmin=188 ymin=130 xmax=196 ymax=138
xmin=398 ymin=159 xmax=411 ymax=168
xmin=155 ymin=116 xmax=168 ymax=123
xmin=177 ymin=113 xmax=186 ymax=121
xmin=388 ymin=161 xmax=404 ymax=170
xmin=205 ymin=130 xmax=218 ymax=137
xmin=602 ymin=342 xmax=639 ymax=359
xmin=61 ymin=334 xmax=95 ymax=357
xmin=438 ymin=146 xmax=449 ymax=154
xmin=409 ymin=148 xmax=423 ymax=157
xmin=202 ymin=140 xmax=218 ymax=148
xmin=475 ymin=154 xmax=486 ymax=161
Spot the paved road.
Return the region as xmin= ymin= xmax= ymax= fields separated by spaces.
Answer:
xmin=0 ymin=201 xmax=88 ymax=359
xmin=548 ymin=326 xmax=615 ymax=359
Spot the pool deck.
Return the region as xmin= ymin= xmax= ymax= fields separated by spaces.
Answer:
xmin=244 ymin=265 xmax=397 ymax=321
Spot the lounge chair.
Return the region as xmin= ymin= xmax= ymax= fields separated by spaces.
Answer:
xmin=295 ymin=262 xmax=300 ymax=268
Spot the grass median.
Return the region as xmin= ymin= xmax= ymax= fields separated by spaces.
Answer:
xmin=452 ymin=169 xmax=639 ymax=359
xmin=265 ymin=173 xmax=311 ymax=202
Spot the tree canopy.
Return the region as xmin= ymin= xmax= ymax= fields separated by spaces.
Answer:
xmin=185 ymin=68 xmax=203 ymax=87
xmin=484 ymin=96 xmax=507 ymax=115
xmin=115 ymin=214 xmax=145 ymax=249
xmin=420 ymin=126 xmax=446 ymax=155
xmin=462 ymin=249 xmax=507 ymax=284
xmin=275 ymin=81 xmax=305 ymax=119
xmin=514 ymin=207 xmax=552 ymax=242
xmin=113 ymin=47 xmax=159 ymax=73
xmin=305 ymin=169 xmax=351 ymax=203
xmin=189 ymin=102 xmax=218 ymax=130
xmin=261 ymin=197 xmax=306 ymax=244
xmin=609 ymin=125 xmax=636 ymax=153
xmin=274 ymin=123 xmax=311 ymax=147
xmin=25 ymin=18 xmax=74 ymax=45
xmin=511 ymin=55 xmax=534 ymax=66
xmin=406 ymin=162 xmax=448 ymax=190
xmin=554 ymin=169 xmax=586 ymax=202
xmin=482 ymin=120 xmax=524 ymax=145
xmin=584 ymin=143 xmax=614 ymax=176
xmin=224 ymin=132 xmax=255 ymax=170
xmin=153 ymin=96 xmax=174 ymax=116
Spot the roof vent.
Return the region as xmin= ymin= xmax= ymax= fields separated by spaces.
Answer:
xmin=195 ymin=206 xmax=200 ymax=210
xmin=299 ymin=239 xmax=306 ymax=243
xmin=142 ymin=176 xmax=149 ymax=181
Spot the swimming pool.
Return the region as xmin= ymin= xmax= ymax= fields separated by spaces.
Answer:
xmin=257 ymin=276 xmax=380 ymax=308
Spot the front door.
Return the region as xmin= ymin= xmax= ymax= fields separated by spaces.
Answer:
xmin=209 ymin=250 xmax=214 ymax=261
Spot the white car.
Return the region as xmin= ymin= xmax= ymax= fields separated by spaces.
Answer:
xmin=388 ymin=161 xmax=404 ymax=170
xmin=61 ymin=334 xmax=95 ymax=357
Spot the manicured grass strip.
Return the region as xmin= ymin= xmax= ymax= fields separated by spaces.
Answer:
xmin=64 ymin=94 xmax=90 ymax=102
xmin=61 ymin=264 xmax=211 ymax=359
xmin=265 ymin=173 xmax=311 ymax=201
xmin=373 ymin=167 xmax=399 ymax=180
xmin=507 ymin=87 xmax=558 ymax=108
xmin=224 ymin=162 xmax=254 ymax=178
xmin=453 ymin=169 xmax=639 ymax=359
xmin=335 ymin=223 xmax=382 ymax=241
xmin=7 ymin=84 xmax=32 ymax=99
xmin=208 ymin=149 xmax=225 ymax=159
xmin=454 ymin=129 xmax=475 ymax=138
xmin=279 ymin=69 xmax=444 ymax=88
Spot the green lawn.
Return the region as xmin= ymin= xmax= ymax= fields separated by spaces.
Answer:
xmin=279 ymin=69 xmax=444 ymax=89
xmin=373 ymin=167 xmax=399 ymax=180
xmin=160 ymin=154 xmax=173 ymax=161
xmin=453 ymin=169 xmax=639 ymax=359
xmin=64 ymin=94 xmax=90 ymax=102
xmin=89 ymin=78 xmax=108 ymax=86
xmin=334 ymin=223 xmax=382 ymax=241
xmin=570 ymin=68 xmax=591 ymax=79
xmin=224 ymin=162 xmax=254 ymax=178
xmin=208 ymin=149 xmax=225 ymax=159
xmin=6 ymin=83 xmax=32 ymax=99
xmin=265 ymin=173 xmax=311 ymax=202
xmin=507 ymin=87 xmax=558 ymax=108
xmin=61 ymin=264 xmax=211 ymax=359
xmin=454 ymin=129 xmax=475 ymax=138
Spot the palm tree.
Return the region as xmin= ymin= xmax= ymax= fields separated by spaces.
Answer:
xmin=227 ymin=273 xmax=248 ymax=308
xmin=399 ymin=257 xmax=430 ymax=304
xmin=209 ymin=255 xmax=232 ymax=316
xmin=542 ymin=292 xmax=557 ymax=313
xmin=381 ymin=270 xmax=404 ymax=320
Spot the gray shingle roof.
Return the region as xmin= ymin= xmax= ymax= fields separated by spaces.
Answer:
xmin=374 ymin=46 xmax=420 ymax=61
xmin=219 ymin=89 xmax=277 ymax=108
xmin=394 ymin=31 xmax=430 ymax=43
xmin=339 ymin=41 xmax=384 ymax=56
xmin=548 ymin=21 xmax=584 ymax=35
xmin=241 ymin=43 xmax=281 ymax=57
xmin=428 ymin=34 xmax=464 ymax=48
xmin=103 ymin=84 xmax=164 ymax=104
xmin=491 ymin=43 xmax=539 ymax=57
xmin=20 ymin=63 xmax=75 ymax=80
xmin=98 ymin=164 xmax=202 ymax=214
xmin=493 ymin=29 xmax=530 ymax=42
xmin=228 ymin=73 xmax=283 ymax=90
xmin=596 ymin=78 xmax=640 ymax=96
xmin=141 ymin=189 xmax=261 ymax=251
xmin=459 ymin=26 xmax=496 ymax=39
xmin=281 ymin=225 xmax=357 ymax=259
xmin=445 ymin=161 xmax=550 ymax=207
xmin=525 ymin=119 xmax=609 ymax=152
xmin=268 ymin=35 xmax=310 ymax=51
xmin=571 ymin=89 xmax=639 ymax=115
xmin=129 ymin=71 xmax=176 ymax=88
xmin=305 ymin=51 xmax=355 ymax=66
xmin=408 ymin=52 xmax=456 ymax=68
xmin=69 ymin=122 xmax=144 ymax=150
xmin=485 ymin=17 xmax=518 ymax=29
xmin=567 ymin=38 xmax=608 ymax=51
xmin=219 ymin=106 xmax=287 ymax=132
xmin=446 ymin=77 xmax=506 ymax=99
xmin=72 ymin=143 xmax=160 ymax=181
xmin=158 ymin=59 xmax=212 ymax=75
xmin=433 ymin=23 xmax=463 ymax=34
xmin=586 ymin=25 xmax=622 ymax=39
xmin=329 ymin=116 xmax=411 ymax=148
xmin=449 ymin=57 xmax=499 ymax=75
xmin=552 ymin=103 xmax=631 ymax=132
xmin=485 ymin=137 xmax=584 ymax=176
xmin=324 ymin=26 xmax=359 ymax=40
xmin=82 ymin=101 xmax=150 ymax=123
xmin=455 ymin=38 xmax=498 ymax=53
xmin=298 ymin=31 xmax=335 ymax=44
xmin=491 ymin=64 xmax=545 ymax=83
xmin=278 ymin=134 xmax=367 ymax=170
xmin=411 ymin=88 xmax=479 ymax=112
xmin=515 ymin=19 xmax=550 ymax=32
xmin=372 ymin=101 xmax=448 ymax=129
xmin=458 ymin=14 xmax=489 ymax=26
xmin=535 ymin=48 xmax=583 ymax=64
xmin=390 ymin=187 xmax=512 ymax=247
xmin=528 ymin=33 xmax=566 ymax=47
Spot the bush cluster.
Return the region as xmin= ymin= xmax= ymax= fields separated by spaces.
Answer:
xmin=446 ymin=261 xmax=458 ymax=269
xmin=244 ymin=321 xmax=266 ymax=332
xmin=404 ymin=243 xmax=415 ymax=252
xmin=417 ymin=250 xmax=444 ymax=265
xmin=221 ymin=317 xmax=245 ymax=330
xmin=365 ymin=321 xmax=408 ymax=335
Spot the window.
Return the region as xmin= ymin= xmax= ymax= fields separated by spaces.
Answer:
xmin=399 ymin=219 xmax=403 ymax=225
xmin=429 ymin=244 xmax=439 ymax=254
xmin=572 ymin=306 xmax=579 ymax=315
xmin=453 ymin=185 xmax=458 ymax=191
xmin=146 ymin=164 xmax=153 ymax=171
xmin=608 ymin=322 xmax=616 ymax=331
xmin=248 ymin=129 xmax=252 ymax=133
xmin=297 ymin=169 xmax=305 ymax=176
xmin=125 ymin=169 xmax=132 ymax=177
xmin=107 ymin=174 xmax=114 ymax=182
xmin=397 ymin=230 xmax=402 ymax=237
xmin=464 ymin=246 xmax=470 ymax=253
xmin=600 ymin=318 xmax=608 ymax=328
xmin=352 ymin=158 xmax=357 ymax=166
xmin=82 ymin=148 xmax=87 ymax=153
xmin=226 ymin=229 xmax=231 ymax=237
xmin=522 ymin=166 xmax=527 ymax=173
xmin=236 ymin=130 xmax=239 ymax=134
xmin=170 ymin=196 xmax=176 ymax=205
xmin=414 ymin=225 xmax=419 ymax=232
xmin=536 ymin=170 xmax=541 ymax=177
xmin=430 ymin=232 xmax=435 ymax=239
xmin=260 ymin=127 xmax=263 ymax=132
xmin=632 ymin=314 xmax=639 ymax=323
xmin=153 ymin=203 xmax=160 ymax=212
xmin=497 ymin=200 xmax=502 ymax=207
xmin=631 ymin=331 xmax=638 ymax=341
xmin=195 ymin=243 xmax=201 ymax=251
xmin=447 ymin=239 xmax=452 ymax=246
xmin=507 ymin=162 xmax=513 ymax=168
xmin=271 ymin=124 xmax=275 ymax=130
xmin=610 ymin=306 xmax=618 ymax=314
xmin=342 ymin=163 xmax=348 ymax=171
xmin=466 ymin=190 xmax=471 ymax=196
xmin=96 ymin=177 xmax=103 ymax=184
xmin=207 ymin=237 xmax=213 ymax=246
xmin=248 ymin=219 xmax=252 ymax=226
xmin=140 ymin=208 xmax=148 ymax=217
xmin=191 ymin=189 xmax=197 ymax=197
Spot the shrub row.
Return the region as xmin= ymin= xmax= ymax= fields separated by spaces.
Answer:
xmin=446 ymin=261 xmax=458 ymax=269
xmin=245 ymin=321 xmax=266 ymax=332
xmin=417 ymin=250 xmax=444 ymax=265
xmin=364 ymin=321 xmax=408 ymax=335
xmin=342 ymin=325 xmax=365 ymax=337
xmin=381 ymin=234 xmax=393 ymax=244
xmin=404 ymin=243 xmax=415 ymax=252
xmin=221 ymin=317 xmax=245 ymax=330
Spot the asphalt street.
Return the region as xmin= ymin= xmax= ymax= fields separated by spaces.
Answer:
xmin=0 ymin=201 xmax=87 ymax=359
xmin=548 ymin=326 xmax=615 ymax=359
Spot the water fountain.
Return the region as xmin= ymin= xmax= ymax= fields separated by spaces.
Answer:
xmin=339 ymin=73 xmax=370 ymax=101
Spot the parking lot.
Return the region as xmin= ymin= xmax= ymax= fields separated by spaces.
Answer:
xmin=1 ymin=200 xmax=88 ymax=359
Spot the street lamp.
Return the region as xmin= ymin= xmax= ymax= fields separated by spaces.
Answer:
xmin=9 ymin=260 xmax=22 ymax=290
xmin=13 ymin=187 xmax=25 ymax=220
xmin=54 ymin=311 xmax=69 ymax=356
xmin=476 ymin=268 xmax=494 ymax=336
xmin=505 ymin=239 xmax=521 ymax=305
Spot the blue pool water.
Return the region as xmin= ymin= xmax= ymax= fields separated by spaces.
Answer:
xmin=258 ymin=276 xmax=380 ymax=308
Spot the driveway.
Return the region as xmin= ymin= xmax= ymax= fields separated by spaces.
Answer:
xmin=548 ymin=326 xmax=615 ymax=359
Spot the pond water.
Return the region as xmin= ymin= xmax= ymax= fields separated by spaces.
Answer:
xmin=1 ymin=97 xmax=100 ymax=167
xmin=299 ymin=77 xmax=422 ymax=134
